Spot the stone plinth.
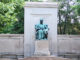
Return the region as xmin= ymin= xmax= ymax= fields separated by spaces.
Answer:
xmin=34 ymin=40 xmax=50 ymax=56
xmin=18 ymin=57 xmax=71 ymax=60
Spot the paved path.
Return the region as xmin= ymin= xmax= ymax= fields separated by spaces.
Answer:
xmin=18 ymin=57 xmax=71 ymax=60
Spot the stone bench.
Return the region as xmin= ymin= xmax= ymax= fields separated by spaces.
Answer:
xmin=63 ymin=54 xmax=80 ymax=60
xmin=59 ymin=53 xmax=80 ymax=57
xmin=58 ymin=53 xmax=80 ymax=60
xmin=0 ymin=53 xmax=23 ymax=59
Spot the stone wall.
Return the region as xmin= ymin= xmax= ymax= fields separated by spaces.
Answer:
xmin=58 ymin=35 xmax=80 ymax=54
xmin=0 ymin=34 xmax=24 ymax=58
xmin=0 ymin=34 xmax=80 ymax=58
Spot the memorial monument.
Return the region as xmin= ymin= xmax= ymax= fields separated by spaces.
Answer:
xmin=24 ymin=2 xmax=58 ymax=57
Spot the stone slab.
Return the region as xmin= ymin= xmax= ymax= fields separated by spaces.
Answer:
xmin=25 ymin=2 xmax=58 ymax=8
xmin=18 ymin=57 xmax=71 ymax=60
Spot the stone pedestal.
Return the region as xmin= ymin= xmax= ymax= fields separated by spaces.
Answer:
xmin=24 ymin=2 xmax=58 ymax=57
xmin=34 ymin=40 xmax=50 ymax=56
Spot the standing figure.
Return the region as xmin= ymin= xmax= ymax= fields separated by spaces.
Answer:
xmin=35 ymin=19 xmax=49 ymax=40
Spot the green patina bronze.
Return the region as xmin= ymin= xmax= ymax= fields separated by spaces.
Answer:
xmin=35 ymin=19 xmax=49 ymax=40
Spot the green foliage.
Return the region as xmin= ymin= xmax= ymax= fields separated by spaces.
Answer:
xmin=12 ymin=2 xmax=24 ymax=34
xmin=76 ymin=4 xmax=80 ymax=16
xmin=77 ymin=0 xmax=80 ymax=2
xmin=0 ymin=0 xmax=25 ymax=3
xmin=0 ymin=1 xmax=24 ymax=34
xmin=0 ymin=2 xmax=17 ymax=33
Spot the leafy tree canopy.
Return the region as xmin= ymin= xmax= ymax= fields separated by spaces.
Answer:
xmin=0 ymin=0 xmax=24 ymax=34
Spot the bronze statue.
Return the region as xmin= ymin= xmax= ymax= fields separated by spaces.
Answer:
xmin=35 ymin=19 xmax=49 ymax=40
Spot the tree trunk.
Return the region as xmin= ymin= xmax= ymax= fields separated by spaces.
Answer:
xmin=58 ymin=10 xmax=62 ymax=34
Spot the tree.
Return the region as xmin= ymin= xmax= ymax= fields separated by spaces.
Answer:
xmin=0 ymin=2 xmax=17 ymax=33
xmin=12 ymin=2 xmax=24 ymax=34
xmin=0 ymin=0 xmax=24 ymax=34
xmin=58 ymin=0 xmax=80 ymax=34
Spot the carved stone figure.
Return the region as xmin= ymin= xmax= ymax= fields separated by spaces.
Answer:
xmin=35 ymin=19 xmax=49 ymax=40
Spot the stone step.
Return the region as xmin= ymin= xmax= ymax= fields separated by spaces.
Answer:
xmin=18 ymin=57 xmax=72 ymax=60
xmin=0 ymin=58 xmax=17 ymax=60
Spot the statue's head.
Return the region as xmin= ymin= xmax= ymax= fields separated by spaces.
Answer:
xmin=40 ymin=19 xmax=43 ymax=24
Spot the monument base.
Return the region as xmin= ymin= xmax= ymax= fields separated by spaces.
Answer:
xmin=18 ymin=57 xmax=71 ymax=60
xmin=34 ymin=40 xmax=50 ymax=56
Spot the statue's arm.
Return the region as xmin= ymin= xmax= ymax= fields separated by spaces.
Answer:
xmin=35 ymin=25 xmax=39 ymax=31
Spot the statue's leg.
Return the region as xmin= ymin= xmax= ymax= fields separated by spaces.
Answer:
xmin=38 ymin=30 xmax=41 ymax=40
xmin=45 ymin=33 xmax=48 ymax=39
xmin=43 ymin=31 xmax=45 ymax=39
xmin=44 ymin=30 xmax=48 ymax=40
xmin=36 ymin=32 xmax=38 ymax=39
xmin=38 ymin=30 xmax=43 ymax=40
xmin=41 ymin=30 xmax=44 ymax=40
